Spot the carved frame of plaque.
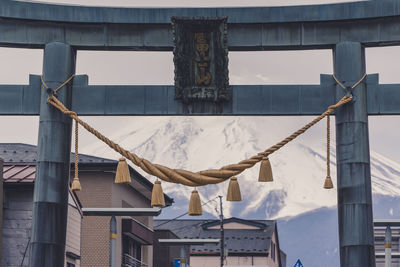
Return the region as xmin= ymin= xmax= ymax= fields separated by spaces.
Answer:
xmin=172 ymin=17 xmax=230 ymax=103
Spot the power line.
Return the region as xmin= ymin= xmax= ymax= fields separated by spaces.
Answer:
xmin=154 ymin=196 xmax=219 ymax=228
xmin=20 ymin=237 xmax=30 ymax=267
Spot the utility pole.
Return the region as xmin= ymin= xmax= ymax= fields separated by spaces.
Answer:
xmin=110 ymin=216 xmax=116 ymax=267
xmin=384 ymin=226 xmax=392 ymax=267
xmin=219 ymin=196 xmax=224 ymax=267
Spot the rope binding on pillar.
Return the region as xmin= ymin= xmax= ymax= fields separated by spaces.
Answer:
xmin=40 ymin=73 xmax=366 ymax=215
xmin=333 ymin=73 xmax=366 ymax=97
xmin=41 ymin=74 xmax=76 ymax=96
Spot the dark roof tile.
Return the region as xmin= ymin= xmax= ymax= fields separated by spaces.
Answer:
xmin=154 ymin=218 xmax=276 ymax=254
xmin=0 ymin=143 xmax=116 ymax=164
xmin=0 ymin=144 xmax=174 ymax=206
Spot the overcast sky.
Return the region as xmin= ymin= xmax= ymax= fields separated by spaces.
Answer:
xmin=1 ymin=0 xmax=399 ymax=164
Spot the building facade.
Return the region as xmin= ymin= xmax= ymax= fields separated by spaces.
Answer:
xmin=374 ymin=225 xmax=400 ymax=267
xmin=154 ymin=217 xmax=286 ymax=267
xmin=152 ymin=229 xmax=181 ymax=267
xmin=76 ymin=163 xmax=173 ymax=267
xmin=1 ymin=143 xmax=173 ymax=267
xmin=1 ymin=144 xmax=82 ymax=267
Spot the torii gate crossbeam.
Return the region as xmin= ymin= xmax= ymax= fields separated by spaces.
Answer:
xmin=1 ymin=1 xmax=400 ymax=266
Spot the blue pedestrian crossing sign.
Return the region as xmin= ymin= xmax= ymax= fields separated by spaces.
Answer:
xmin=294 ymin=259 xmax=303 ymax=267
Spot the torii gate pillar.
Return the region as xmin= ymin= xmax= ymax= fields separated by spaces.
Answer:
xmin=334 ymin=42 xmax=376 ymax=266
xmin=29 ymin=42 xmax=75 ymax=267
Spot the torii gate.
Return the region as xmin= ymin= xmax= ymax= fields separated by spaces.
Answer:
xmin=1 ymin=0 xmax=400 ymax=266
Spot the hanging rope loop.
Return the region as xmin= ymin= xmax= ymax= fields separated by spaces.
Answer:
xmin=71 ymin=119 xmax=82 ymax=191
xmin=323 ymin=113 xmax=334 ymax=189
xmin=41 ymin=74 xmax=75 ymax=96
xmin=333 ymin=74 xmax=366 ymax=97
xmin=42 ymin=74 xmax=354 ymax=188
xmin=326 ymin=114 xmax=330 ymax=178
xmin=74 ymin=120 xmax=79 ymax=179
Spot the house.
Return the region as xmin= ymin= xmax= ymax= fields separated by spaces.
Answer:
xmin=1 ymin=143 xmax=173 ymax=267
xmin=374 ymin=221 xmax=400 ymax=267
xmin=73 ymin=150 xmax=173 ymax=267
xmin=1 ymin=144 xmax=82 ymax=267
xmin=154 ymin=217 xmax=286 ymax=267
xmin=152 ymin=228 xmax=181 ymax=267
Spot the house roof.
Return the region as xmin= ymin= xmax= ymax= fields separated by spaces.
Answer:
xmin=0 ymin=143 xmax=116 ymax=183
xmin=0 ymin=143 xmax=173 ymax=205
xmin=3 ymin=164 xmax=36 ymax=183
xmin=201 ymin=217 xmax=268 ymax=230
xmin=0 ymin=143 xmax=116 ymax=164
xmin=154 ymin=218 xmax=276 ymax=255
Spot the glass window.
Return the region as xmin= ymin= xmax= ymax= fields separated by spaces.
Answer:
xmin=122 ymin=236 xmax=142 ymax=261
xmin=271 ymin=242 xmax=276 ymax=262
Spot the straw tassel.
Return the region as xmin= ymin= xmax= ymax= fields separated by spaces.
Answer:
xmin=115 ymin=158 xmax=131 ymax=183
xmin=324 ymin=175 xmax=334 ymax=189
xmin=188 ymin=189 xmax=202 ymax=216
xmin=71 ymin=120 xmax=82 ymax=191
xmin=324 ymin=114 xmax=334 ymax=189
xmin=151 ymin=180 xmax=165 ymax=207
xmin=259 ymin=157 xmax=273 ymax=182
xmin=226 ymin=177 xmax=242 ymax=201
xmin=71 ymin=176 xmax=82 ymax=191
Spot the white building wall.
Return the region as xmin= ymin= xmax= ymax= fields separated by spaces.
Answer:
xmin=207 ymin=222 xmax=260 ymax=230
xmin=190 ymin=256 xmax=270 ymax=267
xmin=189 ymin=226 xmax=281 ymax=267
xmin=265 ymin=227 xmax=280 ymax=267
xmin=65 ymin=192 xmax=82 ymax=267
xmin=3 ymin=188 xmax=82 ymax=267
xmin=112 ymin=180 xmax=153 ymax=267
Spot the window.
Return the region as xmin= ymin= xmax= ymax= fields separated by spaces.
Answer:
xmin=122 ymin=235 xmax=142 ymax=261
xmin=271 ymin=242 xmax=276 ymax=262
xmin=67 ymin=263 xmax=75 ymax=267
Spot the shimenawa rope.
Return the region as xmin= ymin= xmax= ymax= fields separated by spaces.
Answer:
xmin=40 ymin=74 xmax=365 ymax=187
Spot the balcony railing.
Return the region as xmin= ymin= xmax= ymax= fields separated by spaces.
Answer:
xmin=123 ymin=254 xmax=148 ymax=267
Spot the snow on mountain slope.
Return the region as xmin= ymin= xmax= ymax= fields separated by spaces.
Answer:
xmin=82 ymin=116 xmax=400 ymax=219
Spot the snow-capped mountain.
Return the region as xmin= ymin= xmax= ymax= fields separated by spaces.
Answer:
xmin=82 ymin=116 xmax=400 ymax=267
xmin=82 ymin=116 xmax=400 ymax=219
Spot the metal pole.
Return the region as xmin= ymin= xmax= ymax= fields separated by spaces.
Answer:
xmin=29 ymin=42 xmax=75 ymax=267
xmin=180 ymin=246 xmax=186 ymax=267
xmin=185 ymin=245 xmax=190 ymax=266
xmin=110 ymin=216 xmax=117 ymax=267
xmin=333 ymin=42 xmax=376 ymax=267
xmin=219 ymin=196 xmax=224 ymax=267
xmin=0 ymin=158 xmax=3 ymax=264
xmin=385 ymin=226 xmax=392 ymax=267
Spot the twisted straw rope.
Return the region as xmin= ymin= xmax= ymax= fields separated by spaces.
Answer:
xmin=41 ymin=74 xmax=361 ymax=187
xmin=46 ymin=94 xmax=351 ymax=187
xmin=333 ymin=74 xmax=366 ymax=90
xmin=40 ymin=74 xmax=76 ymax=94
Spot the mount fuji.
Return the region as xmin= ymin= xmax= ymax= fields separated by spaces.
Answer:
xmin=82 ymin=116 xmax=400 ymax=267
